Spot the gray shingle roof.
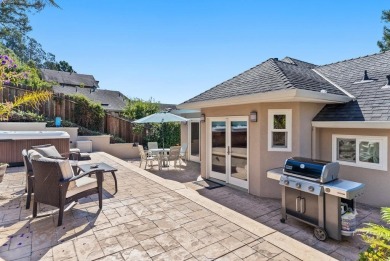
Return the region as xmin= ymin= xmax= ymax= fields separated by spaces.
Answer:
xmin=53 ymin=86 xmax=128 ymax=112
xmin=281 ymin=57 xmax=318 ymax=69
xmin=182 ymin=57 xmax=343 ymax=104
xmin=313 ymin=51 xmax=390 ymax=121
xmin=41 ymin=69 xmax=99 ymax=88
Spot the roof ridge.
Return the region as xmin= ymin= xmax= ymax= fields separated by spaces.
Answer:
xmin=284 ymin=56 xmax=318 ymax=67
xmin=311 ymin=68 xmax=355 ymax=98
xmin=41 ymin=68 xmax=96 ymax=79
xmin=318 ymin=51 xmax=390 ymax=68
xmin=270 ymin=59 xmax=296 ymax=89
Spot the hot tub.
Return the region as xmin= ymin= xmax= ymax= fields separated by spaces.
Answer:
xmin=0 ymin=131 xmax=70 ymax=166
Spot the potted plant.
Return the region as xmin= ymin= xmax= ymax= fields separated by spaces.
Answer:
xmin=0 ymin=163 xmax=8 ymax=183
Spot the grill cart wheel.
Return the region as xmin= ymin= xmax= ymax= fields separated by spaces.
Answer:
xmin=280 ymin=218 xmax=286 ymax=223
xmin=314 ymin=227 xmax=328 ymax=241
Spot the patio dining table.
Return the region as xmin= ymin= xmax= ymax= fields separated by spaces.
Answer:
xmin=148 ymin=148 xmax=170 ymax=169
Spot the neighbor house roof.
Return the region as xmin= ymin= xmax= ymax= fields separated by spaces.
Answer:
xmin=41 ymin=69 xmax=99 ymax=88
xmin=53 ymin=86 xmax=128 ymax=112
xmin=313 ymin=51 xmax=390 ymax=121
xmin=181 ymin=57 xmax=345 ymax=105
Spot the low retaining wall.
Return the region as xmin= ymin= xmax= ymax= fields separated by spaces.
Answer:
xmin=77 ymin=135 xmax=139 ymax=159
xmin=0 ymin=122 xmax=47 ymax=131
xmin=0 ymin=122 xmax=139 ymax=159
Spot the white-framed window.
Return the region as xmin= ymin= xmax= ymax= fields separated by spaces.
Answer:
xmin=268 ymin=109 xmax=292 ymax=151
xmin=332 ymin=134 xmax=388 ymax=171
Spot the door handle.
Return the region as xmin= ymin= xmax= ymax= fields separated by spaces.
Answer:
xmin=227 ymin=146 xmax=230 ymax=155
xmin=296 ymin=197 xmax=301 ymax=212
xmin=300 ymin=198 xmax=306 ymax=214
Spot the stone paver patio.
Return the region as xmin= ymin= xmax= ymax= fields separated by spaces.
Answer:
xmin=127 ymin=159 xmax=382 ymax=261
xmin=0 ymin=152 xmax=375 ymax=261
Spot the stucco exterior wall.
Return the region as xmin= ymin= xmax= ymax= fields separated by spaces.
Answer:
xmin=200 ymin=102 xmax=324 ymax=199
xmin=181 ymin=123 xmax=188 ymax=160
xmin=318 ymin=128 xmax=390 ymax=207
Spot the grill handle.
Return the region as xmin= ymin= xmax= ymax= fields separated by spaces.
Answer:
xmin=300 ymin=198 xmax=306 ymax=214
xmin=296 ymin=197 xmax=300 ymax=212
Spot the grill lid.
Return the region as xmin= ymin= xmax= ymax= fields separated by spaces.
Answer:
xmin=284 ymin=157 xmax=339 ymax=183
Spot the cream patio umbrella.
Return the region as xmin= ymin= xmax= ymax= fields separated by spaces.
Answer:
xmin=132 ymin=111 xmax=188 ymax=148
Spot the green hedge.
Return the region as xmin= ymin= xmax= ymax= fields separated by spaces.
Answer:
xmin=142 ymin=122 xmax=180 ymax=148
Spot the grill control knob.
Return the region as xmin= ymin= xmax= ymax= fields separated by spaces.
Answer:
xmin=296 ymin=183 xmax=301 ymax=189
xmin=308 ymin=186 xmax=314 ymax=192
xmin=325 ymin=188 xmax=331 ymax=193
xmin=283 ymin=180 xmax=289 ymax=185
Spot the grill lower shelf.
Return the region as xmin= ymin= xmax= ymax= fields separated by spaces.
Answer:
xmin=286 ymin=209 xmax=318 ymax=225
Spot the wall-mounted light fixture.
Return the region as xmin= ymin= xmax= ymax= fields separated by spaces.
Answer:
xmin=181 ymin=121 xmax=188 ymax=125
xmin=200 ymin=113 xmax=205 ymax=122
xmin=250 ymin=111 xmax=257 ymax=122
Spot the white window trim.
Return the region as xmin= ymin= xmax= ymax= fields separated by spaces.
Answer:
xmin=332 ymin=134 xmax=388 ymax=171
xmin=268 ymin=109 xmax=292 ymax=152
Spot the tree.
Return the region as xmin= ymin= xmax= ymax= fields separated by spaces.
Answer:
xmin=0 ymin=0 xmax=75 ymax=70
xmin=378 ymin=10 xmax=390 ymax=52
xmin=123 ymin=98 xmax=160 ymax=120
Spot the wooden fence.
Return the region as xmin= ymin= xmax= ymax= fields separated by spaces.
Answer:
xmin=104 ymin=114 xmax=143 ymax=143
xmin=1 ymin=84 xmax=140 ymax=143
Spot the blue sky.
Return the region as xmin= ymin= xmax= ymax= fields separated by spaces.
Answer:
xmin=29 ymin=1 xmax=389 ymax=104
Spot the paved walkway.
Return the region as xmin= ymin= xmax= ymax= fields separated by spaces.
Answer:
xmin=0 ymin=153 xmax=349 ymax=260
xmin=127 ymin=159 xmax=382 ymax=261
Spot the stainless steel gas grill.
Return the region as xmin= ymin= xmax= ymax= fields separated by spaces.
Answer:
xmin=267 ymin=157 xmax=365 ymax=241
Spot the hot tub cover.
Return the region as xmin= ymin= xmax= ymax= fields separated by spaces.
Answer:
xmin=0 ymin=131 xmax=70 ymax=140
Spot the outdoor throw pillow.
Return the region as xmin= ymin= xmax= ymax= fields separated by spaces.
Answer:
xmin=34 ymin=145 xmax=62 ymax=158
xmin=58 ymin=159 xmax=75 ymax=179
xmin=27 ymin=149 xmax=44 ymax=162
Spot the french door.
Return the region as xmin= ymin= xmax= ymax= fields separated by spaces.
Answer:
xmin=208 ymin=117 xmax=248 ymax=189
xmin=188 ymin=120 xmax=200 ymax=162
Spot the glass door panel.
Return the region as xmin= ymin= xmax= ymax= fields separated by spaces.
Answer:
xmin=229 ymin=120 xmax=248 ymax=188
xmin=190 ymin=122 xmax=200 ymax=158
xmin=210 ymin=121 xmax=227 ymax=180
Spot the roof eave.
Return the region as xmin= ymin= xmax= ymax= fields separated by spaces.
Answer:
xmin=312 ymin=121 xmax=390 ymax=129
xmin=178 ymin=89 xmax=351 ymax=110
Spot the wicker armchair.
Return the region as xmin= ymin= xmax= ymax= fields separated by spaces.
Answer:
xmin=31 ymin=144 xmax=79 ymax=160
xmin=22 ymin=149 xmax=34 ymax=209
xmin=31 ymin=157 xmax=103 ymax=226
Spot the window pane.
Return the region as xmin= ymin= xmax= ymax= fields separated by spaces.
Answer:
xmin=212 ymin=121 xmax=226 ymax=174
xmin=337 ymin=138 xmax=356 ymax=162
xmin=272 ymin=132 xmax=287 ymax=148
xmin=359 ymin=141 xmax=380 ymax=163
xmin=273 ymin=114 xmax=286 ymax=129
xmin=231 ymin=121 xmax=247 ymax=181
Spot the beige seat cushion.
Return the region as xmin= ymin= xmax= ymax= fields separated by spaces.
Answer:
xmin=34 ymin=146 xmax=62 ymax=158
xmin=66 ymin=177 xmax=97 ymax=198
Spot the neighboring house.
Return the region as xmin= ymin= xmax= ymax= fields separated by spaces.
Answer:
xmin=41 ymin=69 xmax=128 ymax=114
xmin=178 ymin=51 xmax=390 ymax=207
